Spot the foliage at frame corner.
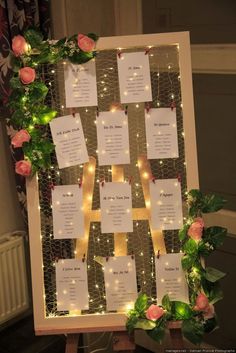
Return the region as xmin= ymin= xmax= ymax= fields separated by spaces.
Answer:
xmin=126 ymin=189 xmax=227 ymax=345
xmin=8 ymin=28 xmax=99 ymax=177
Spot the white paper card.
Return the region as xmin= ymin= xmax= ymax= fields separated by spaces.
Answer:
xmin=96 ymin=111 xmax=130 ymax=166
xmin=64 ymin=60 xmax=98 ymax=107
xmin=104 ymin=256 xmax=138 ymax=311
xmin=117 ymin=52 xmax=152 ymax=103
xmin=145 ymin=108 xmax=179 ymax=159
xmin=155 ymin=253 xmax=189 ymax=304
xmin=52 ymin=185 xmax=84 ymax=239
xmin=150 ymin=179 xmax=183 ymax=230
xmin=56 ymin=259 xmax=89 ymax=311
xmin=100 ymin=182 xmax=133 ymax=233
xmin=50 ymin=114 xmax=89 ymax=169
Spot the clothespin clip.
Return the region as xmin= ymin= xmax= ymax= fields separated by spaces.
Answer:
xmin=156 ymin=250 xmax=160 ymax=259
xmin=50 ymin=182 xmax=55 ymax=190
xmin=82 ymin=253 xmax=86 ymax=263
xmin=177 ymin=173 xmax=181 ymax=183
xmin=106 ymin=256 xmax=109 ymax=262
xmin=125 ymin=105 xmax=128 ymax=115
xmin=100 ymin=177 xmax=105 ymax=187
xmin=70 ymin=108 xmax=76 ymax=117
xmin=54 ymin=256 xmax=59 ymax=263
xmin=78 ymin=177 xmax=83 ymax=188
xmin=96 ymin=106 xmax=99 ymax=117
xmin=131 ymin=251 xmax=134 ymax=260
xmin=150 ymin=175 xmax=156 ymax=184
xmin=170 ymin=101 xmax=176 ymax=111
xmin=128 ymin=176 xmax=133 ymax=185
xmin=145 ymin=47 xmax=151 ymax=55
xmin=117 ymin=49 xmax=123 ymax=59
xmin=145 ymin=102 xmax=150 ymax=113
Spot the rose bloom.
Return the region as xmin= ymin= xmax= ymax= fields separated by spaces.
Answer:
xmin=194 ymin=293 xmax=209 ymax=311
xmin=12 ymin=35 xmax=28 ymax=56
xmin=146 ymin=304 xmax=164 ymax=321
xmin=77 ymin=34 xmax=95 ymax=52
xmin=19 ymin=67 xmax=36 ymax=84
xmin=188 ymin=217 xmax=204 ymax=242
xmin=11 ymin=129 xmax=30 ymax=148
xmin=15 ymin=160 xmax=32 ymax=177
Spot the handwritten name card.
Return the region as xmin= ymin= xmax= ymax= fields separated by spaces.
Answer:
xmin=96 ymin=111 xmax=130 ymax=166
xmin=145 ymin=108 xmax=179 ymax=159
xmin=50 ymin=114 xmax=89 ymax=169
xmin=64 ymin=60 xmax=98 ymax=107
xmin=100 ymin=182 xmax=133 ymax=234
xmin=104 ymin=256 xmax=138 ymax=311
xmin=117 ymin=52 xmax=152 ymax=103
xmin=150 ymin=178 xmax=183 ymax=230
xmin=155 ymin=253 xmax=189 ymax=304
xmin=56 ymin=259 xmax=89 ymax=311
xmin=52 ymin=185 xmax=84 ymax=239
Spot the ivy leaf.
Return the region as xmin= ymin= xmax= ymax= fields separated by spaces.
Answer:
xmin=69 ymin=50 xmax=94 ymax=65
xmin=201 ymin=279 xmax=223 ymax=304
xmin=36 ymin=107 xmax=57 ymax=125
xmin=28 ymin=82 xmax=48 ymax=102
xmin=204 ymin=317 xmax=218 ymax=333
xmin=162 ymin=294 xmax=171 ymax=312
xmin=172 ymin=301 xmax=193 ymax=320
xmin=179 ymin=223 xmax=189 ymax=241
xmin=183 ymin=239 xmax=198 ymax=256
xmin=9 ymin=77 xmax=23 ymax=89
xmin=134 ymin=319 xmax=156 ymax=330
xmin=204 ymin=267 xmax=226 ymax=283
xmin=181 ymin=254 xmax=195 ymax=270
xmin=24 ymin=28 xmax=43 ymax=48
xmin=204 ymin=226 xmax=227 ymax=249
xmin=87 ymin=32 xmax=99 ymax=42
xmin=147 ymin=325 xmax=166 ymax=343
xmin=202 ymin=194 xmax=226 ymax=213
xmin=134 ymin=293 xmax=148 ymax=314
xmin=126 ymin=315 xmax=139 ymax=334
xmin=198 ymin=241 xmax=211 ymax=256
xmin=182 ymin=319 xmax=204 ymax=345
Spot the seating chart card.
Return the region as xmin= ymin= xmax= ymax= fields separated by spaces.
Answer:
xmin=155 ymin=253 xmax=189 ymax=304
xmin=145 ymin=108 xmax=179 ymax=159
xmin=100 ymin=182 xmax=133 ymax=234
xmin=64 ymin=60 xmax=98 ymax=107
xmin=50 ymin=114 xmax=89 ymax=169
xmin=117 ymin=51 xmax=152 ymax=103
xmin=52 ymin=185 xmax=84 ymax=239
xmin=96 ymin=111 xmax=130 ymax=166
xmin=56 ymin=259 xmax=89 ymax=311
xmin=104 ymin=256 xmax=138 ymax=311
xmin=150 ymin=178 xmax=183 ymax=230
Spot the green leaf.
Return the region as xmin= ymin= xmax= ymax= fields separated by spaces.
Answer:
xmin=179 ymin=223 xmax=189 ymax=241
xmin=134 ymin=319 xmax=156 ymax=330
xmin=201 ymin=280 xmax=223 ymax=304
xmin=182 ymin=319 xmax=204 ymax=345
xmin=28 ymin=81 xmax=48 ymax=102
xmin=202 ymin=194 xmax=226 ymax=213
xmin=126 ymin=315 xmax=139 ymax=334
xmin=24 ymin=28 xmax=43 ymax=48
xmin=204 ymin=317 xmax=218 ymax=333
xmin=183 ymin=239 xmax=198 ymax=256
xmin=172 ymin=301 xmax=193 ymax=320
xmin=181 ymin=254 xmax=195 ymax=270
xmin=37 ymin=107 xmax=57 ymax=125
xmin=161 ymin=294 xmax=171 ymax=312
xmin=147 ymin=325 xmax=166 ymax=343
xmin=87 ymin=32 xmax=99 ymax=42
xmin=204 ymin=267 xmax=226 ymax=283
xmin=134 ymin=293 xmax=148 ymax=314
xmin=69 ymin=50 xmax=94 ymax=65
xmin=9 ymin=77 xmax=23 ymax=89
xmin=204 ymin=226 xmax=227 ymax=249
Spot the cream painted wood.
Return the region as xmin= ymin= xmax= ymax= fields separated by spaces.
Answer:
xmin=26 ymin=32 xmax=198 ymax=334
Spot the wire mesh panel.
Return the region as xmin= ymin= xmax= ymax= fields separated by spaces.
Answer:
xmin=26 ymin=32 xmax=198 ymax=332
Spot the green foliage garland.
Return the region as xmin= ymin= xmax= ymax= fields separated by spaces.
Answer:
xmin=8 ymin=28 xmax=98 ymax=175
xmin=126 ymin=189 xmax=227 ymax=345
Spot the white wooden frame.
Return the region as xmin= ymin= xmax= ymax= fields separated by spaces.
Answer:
xmin=26 ymin=31 xmax=199 ymax=335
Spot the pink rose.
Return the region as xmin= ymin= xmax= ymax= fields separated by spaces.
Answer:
xmin=15 ymin=160 xmax=32 ymax=177
xmin=203 ymin=304 xmax=215 ymax=320
xmin=188 ymin=217 xmax=204 ymax=242
xmin=146 ymin=304 xmax=164 ymax=321
xmin=19 ymin=67 xmax=36 ymax=84
xmin=77 ymin=34 xmax=95 ymax=52
xmin=194 ymin=293 xmax=209 ymax=311
xmin=12 ymin=35 xmax=28 ymax=56
xmin=11 ymin=129 xmax=31 ymax=148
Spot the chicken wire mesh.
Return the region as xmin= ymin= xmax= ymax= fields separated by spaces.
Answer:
xmin=37 ymin=44 xmax=187 ymax=317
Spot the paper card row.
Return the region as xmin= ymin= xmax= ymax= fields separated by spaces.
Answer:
xmin=56 ymin=254 xmax=189 ymax=312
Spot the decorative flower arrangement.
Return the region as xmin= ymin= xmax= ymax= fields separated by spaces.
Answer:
xmin=126 ymin=189 xmax=227 ymax=345
xmin=8 ymin=29 xmax=98 ymax=176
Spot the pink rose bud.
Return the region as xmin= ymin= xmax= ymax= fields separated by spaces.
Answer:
xmin=19 ymin=67 xmax=36 ymax=84
xmin=203 ymin=303 xmax=215 ymax=320
xmin=188 ymin=217 xmax=204 ymax=242
xmin=15 ymin=160 xmax=32 ymax=177
xmin=77 ymin=34 xmax=95 ymax=52
xmin=11 ymin=129 xmax=31 ymax=148
xmin=12 ymin=35 xmax=28 ymax=56
xmin=194 ymin=293 xmax=209 ymax=311
xmin=146 ymin=304 xmax=164 ymax=321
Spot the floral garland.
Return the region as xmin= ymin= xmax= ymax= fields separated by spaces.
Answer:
xmin=126 ymin=189 xmax=227 ymax=345
xmin=8 ymin=28 xmax=98 ymax=176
